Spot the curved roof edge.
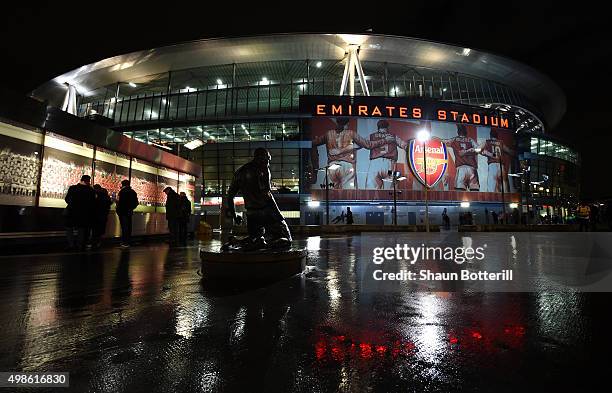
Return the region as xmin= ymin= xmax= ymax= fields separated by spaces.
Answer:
xmin=31 ymin=33 xmax=566 ymax=129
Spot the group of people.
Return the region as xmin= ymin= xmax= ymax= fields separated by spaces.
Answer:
xmin=162 ymin=186 xmax=192 ymax=246
xmin=64 ymin=174 xmax=191 ymax=250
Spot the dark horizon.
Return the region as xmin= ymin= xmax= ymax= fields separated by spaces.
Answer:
xmin=2 ymin=2 xmax=609 ymax=199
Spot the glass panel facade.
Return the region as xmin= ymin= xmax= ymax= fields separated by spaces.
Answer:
xmin=78 ymin=60 xmax=536 ymax=127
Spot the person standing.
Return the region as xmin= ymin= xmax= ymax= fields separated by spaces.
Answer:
xmin=116 ymin=179 xmax=138 ymax=248
xmin=179 ymin=191 xmax=191 ymax=246
xmin=346 ymin=206 xmax=354 ymax=225
xmin=92 ymin=184 xmax=112 ymax=248
xmin=163 ymin=187 xmax=181 ymax=246
xmin=492 ymin=210 xmax=499 ymax=225
xmin=442 ymin=208 xmax=450 ymax=230
xmin=64 ymin=175 xmax=96 ymax=250
xmin=577 ymin=202 xmax=591 ymax=232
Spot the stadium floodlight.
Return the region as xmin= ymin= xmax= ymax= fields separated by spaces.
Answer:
xmin=416 ymin=129 xmax=430 ymax=142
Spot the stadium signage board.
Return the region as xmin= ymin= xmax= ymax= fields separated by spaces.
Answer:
xmin=408 ymin=137 xmax=448 ymax=188
xmin=300 ymin=95 xmax=512 ymax=129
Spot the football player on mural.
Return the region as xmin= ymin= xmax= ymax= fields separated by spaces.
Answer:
xmin=311 ymin=117 xmax=391 ymax=189
xmin=443 ymin=124 xmax=480 ymax=191
xmin=366 ymin=120 xmax=409 ymax=189
xmin=479 ymin=129 xmax=514 ymax=192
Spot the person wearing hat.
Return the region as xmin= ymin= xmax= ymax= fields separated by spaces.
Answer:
xmin=163 ymin=186 xmax=181 ymax=246
xmin=224 ymin=147 xmax=291 ymax=251
xmin=311 ymin=117 xmax=391 ymax=189
xmin=64 ymin=174 xmax=96 ymax=250
xmin=366 ymin=119 xmax=409 ymax=189
xmin=116 ymin=179 xmax=139 ymax=247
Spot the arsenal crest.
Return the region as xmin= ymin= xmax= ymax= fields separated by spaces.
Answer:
xmin=408 ymin=137 xmax=448 ymax=188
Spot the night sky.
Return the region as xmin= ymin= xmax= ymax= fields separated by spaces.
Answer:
xmin=1 ymin=2 xmax=609 ymax=199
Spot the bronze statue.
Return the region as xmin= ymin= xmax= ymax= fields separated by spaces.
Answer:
xmin=222 ymin=148 xmax=292 ymax=251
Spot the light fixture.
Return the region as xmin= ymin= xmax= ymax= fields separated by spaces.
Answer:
xmin=184 ymin=139 xmax=204 ymax=150
xmin=460 ymin=202 xmax=470 ymax=208
xmin=308 ymin=201 xmax=321 ymax=208
xmin=416 ymin=129 xmax=431 ymax=142
xmin=316 ymin=61 xmax=322 ymax=68
xmin=509 ymin=203 xmax=519 ymax=209
xmin=128 ymin=82 xmax=137 ymax=88
xmin=260 ymin=77 xmax=269 ymax=85
xmin=216 ymin=79 xmax=222 ymax=85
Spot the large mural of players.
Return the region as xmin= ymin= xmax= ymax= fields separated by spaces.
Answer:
xmin=307 ymin=117 xmax=516 ymax=197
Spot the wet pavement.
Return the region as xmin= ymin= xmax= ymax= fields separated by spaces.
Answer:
xmin=0 ymin=234 xmax=610 ymax=392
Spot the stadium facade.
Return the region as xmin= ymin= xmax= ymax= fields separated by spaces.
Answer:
xmin=25 ymin=33 xmax=579 ymax=226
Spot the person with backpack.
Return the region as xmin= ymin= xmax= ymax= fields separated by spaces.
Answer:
xmin=116 ymin=179 xmax=138 ymax=248
xmin=92 ymin=184 xmax=112 ymax=248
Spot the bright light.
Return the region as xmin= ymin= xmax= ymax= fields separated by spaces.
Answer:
xmin=417 ymin=129 xmax=431 ymax=142
xmin=307 ymin=201 xmax=320 ymax=208
xmin=328 ymin=163 xmax=341 ymax=170
xmin=260 ymin=77 xmax=269 ymax=85
xmin=184 ymin=139 xmax=204 ymax=150
xmin=316 ymin=61 xmax=322 ymax=68
xmin=509 ymin=203 xmax=519 ymax=209
xmin=460 ymin=202 xmax=470 ymax=208
xmin=397 ymin=176 xmax=407 ymax=181
xmin=128 ymin=82 xmax=137 ymax=88
xmin=462 ymin=48 xmax=471 ymax=56
xmin=216 ymin=79 xmax=223 ymax=85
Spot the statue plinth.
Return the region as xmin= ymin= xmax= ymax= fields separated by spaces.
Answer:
xmin=200 ymin=248 xmax=307 ymax=281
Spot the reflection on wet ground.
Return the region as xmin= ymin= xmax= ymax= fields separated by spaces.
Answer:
xmin=0 ymin=234 xmax=609 ymax=392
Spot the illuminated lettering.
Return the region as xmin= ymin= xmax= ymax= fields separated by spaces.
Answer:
xmin=451 ymin=111 xmax=459 ymax=121
xmin=461 ymin=113 xmax=469 ymax=123
xmin=437 ymin=110 xmax=447 ymax=120
xmin=331 ymin=105 xmax=342 ymax=115
xmin=372 ymin=106 xmax=382 ymax=116
xmin=348 ymin=105 xmax=352 ymax=115
xmin=399 ymin=107 xmax=408 ymax=118
xmin=500 ymin=118 xmax=509 ymax=128
xmin=316 ymin=104 xmax=326 ymax=115
xmin=490 ymin=117 xmax=499 ymax=127
xmin=358 ymin=105 xmax=368 ymax=116
xmin=473 ymin=114 xmax=481 ymax=124
xmin=386 ymin=106 xmax=396 ymax=116
xmin=413 ymin=108 xmax=422 ymax=118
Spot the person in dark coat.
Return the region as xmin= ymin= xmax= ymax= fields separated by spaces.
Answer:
xmin=92 ymin=184 xmax=112 ymax=248
xmin=64 ymin=174 xmax=96 ymax=250
xmin=116 ymin=179 xmax=139 ymax=248
xmin=346 ymin=206 xmax=354 ymax=225
xmin=163 ymin=187 xmax=181 ymax=246
xmin=179 ymin=192 xmax=191 ymax=246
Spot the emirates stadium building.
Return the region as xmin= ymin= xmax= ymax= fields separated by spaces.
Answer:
xmin=23 ymin=33 xmax=579 ymax=226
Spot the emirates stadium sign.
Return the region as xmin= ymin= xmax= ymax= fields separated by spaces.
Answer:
xmin=408 ymin=137 xmax=448 ymax=188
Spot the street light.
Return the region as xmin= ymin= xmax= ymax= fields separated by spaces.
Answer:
xmin=386 ymin=170 xmax=406 ymax=225
xmin=417 ymin=129 xmax=431 ymax=232
xmin=319 ymin=163 xmax=340 ymax=225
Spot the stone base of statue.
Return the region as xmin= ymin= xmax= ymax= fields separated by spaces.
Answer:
xmin=200 ymin=248 xmax=307 ymax=282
